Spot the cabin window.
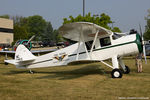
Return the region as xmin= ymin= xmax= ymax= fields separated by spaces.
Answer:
xmin=85 ymin=40 xmax=95 ymax=50
xmin=100 ymin=37 xmax=111 ymax=47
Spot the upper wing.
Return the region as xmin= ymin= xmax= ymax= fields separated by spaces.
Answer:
xmin=58 ymin=22 xmax=113 ymax=42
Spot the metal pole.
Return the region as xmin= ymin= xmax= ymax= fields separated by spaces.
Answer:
xmin=83 ymin=0 xmax=85 ymax=17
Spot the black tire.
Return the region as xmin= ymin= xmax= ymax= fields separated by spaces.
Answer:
xmin=111 ymin=69 xmax=123 ymax=78
xmin=124 ymin=66 xmax=130 ymax=74
xmin=4 ymin=62 xmax=8 ymax=65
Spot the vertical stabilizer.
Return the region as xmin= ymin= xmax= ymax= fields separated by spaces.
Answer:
xmin=15 ymin=44 xmax=36 ymax=61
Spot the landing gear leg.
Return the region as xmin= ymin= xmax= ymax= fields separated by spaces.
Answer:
xmin=4 ymin=53 xmax=9 ymax=65
xmin=29 ymin=69 xmax=34 ymax=74
xmin=5 ymin=53 xmax=8 ymax=60
xmin=111 ymin=56 xmax=123 ymax=78
xmin=118 ymin=58 xmax=130 ymax=74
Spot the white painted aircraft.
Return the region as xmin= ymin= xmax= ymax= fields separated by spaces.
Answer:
xmin=5 ymin=22 xmax=144 ymax=78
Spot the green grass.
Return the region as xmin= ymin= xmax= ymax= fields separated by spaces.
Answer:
xmin=0 ymin=56 xmax=150 ymax=100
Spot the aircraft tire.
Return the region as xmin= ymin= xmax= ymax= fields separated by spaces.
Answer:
xmin=4 ymin=62 xmax=8 ymax=65
xmin=111 ymin=69 xmax=122 ymax=78
xmin=124 ymin=65 xmax=130 ymax=74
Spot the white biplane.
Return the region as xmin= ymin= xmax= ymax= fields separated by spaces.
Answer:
xmin=5 ymin=22 xmax=144 ymax=78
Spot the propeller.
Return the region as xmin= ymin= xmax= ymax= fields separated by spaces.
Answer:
xmin=139 ymin=24 xmax=147 ymax=64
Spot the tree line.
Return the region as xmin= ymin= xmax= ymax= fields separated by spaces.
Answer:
xmin=0 ymin=15 xmax=62 ymax=45
xmin=0 ymin=13 xmax=122 ymax=45
xmin=144 ymin=9 xmax=150 ymax=40
xmin=63 ymin=12 xmax=121 ymax=32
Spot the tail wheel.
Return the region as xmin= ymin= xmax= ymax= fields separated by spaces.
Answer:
xmin=4 ymin=62 xmax=8 ymax=65
xmin=124 ymin=65 xmax=130 ymax=74
xmin=111 ymin=69 xmax=122 ymax=78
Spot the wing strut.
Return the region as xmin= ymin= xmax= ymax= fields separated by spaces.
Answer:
xmin=76 ymin=25 xmax=99 ymax=60
xmin=76 ymin=25 xmax=91 ymax=60
xmin=76 ymin=33 xmax=81 ymax=60
xmin=90 ymin=31 xmax=99 ymax=59
xmin=81 ymin=31 xmax=90 ymax=59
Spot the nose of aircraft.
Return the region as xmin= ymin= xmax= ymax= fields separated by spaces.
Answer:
xmin=135 ymin=34 xmax=143 ymax=53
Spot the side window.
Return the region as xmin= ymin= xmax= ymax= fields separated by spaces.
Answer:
xmin=100 ymin=37 xmax=111 ymax=47
xmin=85 ymin=40 xmax=95 ymax=50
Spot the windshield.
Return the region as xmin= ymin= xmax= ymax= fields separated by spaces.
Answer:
xmin=112 ymin=32 xmax=122 ymax=40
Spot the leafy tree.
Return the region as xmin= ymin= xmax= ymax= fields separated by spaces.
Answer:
xmin=53 ymin=29 xmax=63 ymax=43
xmin=0 ymin=14 xmax=10 ymax=19
xmin=27 ymin=15 xmax=47 ymax=40
xmin=14 ymin=24 xmax=28 ymax=41
xmin=63 ymin=12 xmax=121 ymax=32
xmin=42 ymin=22 xmax=53 ymax=41
xmin=12 ymin=15 xmax=49 ymax=40
xmin=0 ymin=14 xmax=63 ymax=43
xmin=12 ymin=16 xmax=29 ymax=42
xmin=144 ymin=9 xmax=150 ymax=40
xmin=12 ymin=16 xmax=28 ymax=27
xmin=112 ymin=27 xmax=121 ymax=33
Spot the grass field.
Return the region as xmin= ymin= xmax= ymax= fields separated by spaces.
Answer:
xmin=0 ymin=57 xmax=150 ymax=100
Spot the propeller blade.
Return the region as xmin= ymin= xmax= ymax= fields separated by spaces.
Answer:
xmin=139 ymin=24 xmax=147 ymax=64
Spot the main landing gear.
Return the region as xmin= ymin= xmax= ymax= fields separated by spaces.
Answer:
xmin=111 ymin=65 xmax=130 ymax=78
xmin=110 ymin=57 xmax=131 ymax=78
xmin=111 ymin=69 xmax=122 ymax=78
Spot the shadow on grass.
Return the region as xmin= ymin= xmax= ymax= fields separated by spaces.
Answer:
xmin=2 ymin=64 xmax=110 ymax=80
xmin=3 ymin=70 xmax=29 ymax=75
xmin=36 ymin=64 xmax=110 ymax=80
xmin=0 ymin=62 xmax=5 ymax=64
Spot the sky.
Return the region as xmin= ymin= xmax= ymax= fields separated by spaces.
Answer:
xmin=0 ymin=0 xmax=150 ymax=32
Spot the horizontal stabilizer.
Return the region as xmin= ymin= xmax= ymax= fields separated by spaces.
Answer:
xmin=15 ymin=58 xmax=35 ymax=63
xmin=5 ymin=60 xmax=17 ymax=65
